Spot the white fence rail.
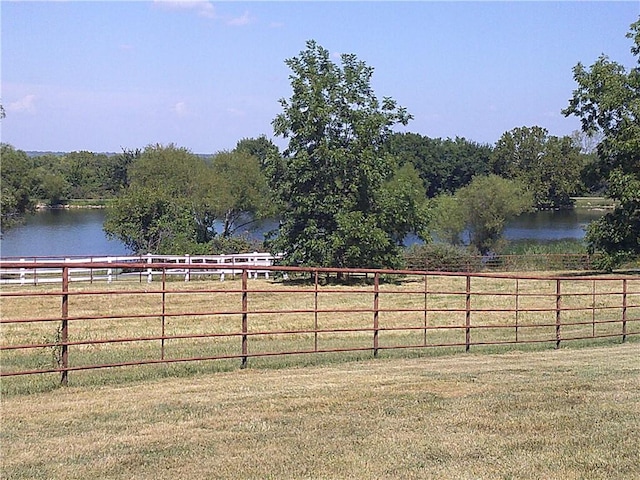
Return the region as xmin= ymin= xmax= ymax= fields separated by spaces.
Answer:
xmin=0 ymin=253 xmax=278 ymax=285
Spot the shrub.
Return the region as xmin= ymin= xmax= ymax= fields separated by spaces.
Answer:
xmin=404 ymin=243 xmax=482 ymax=272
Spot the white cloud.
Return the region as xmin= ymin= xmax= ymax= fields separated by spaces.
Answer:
xmin=153 ymin=1 xmax=254 ymax=26
xmin=227 ymin=10 xmax=252 ymax=27
xmin=153 ymin=0 xmax=217 ymax=19
xmin=172 ymin=101 xmax=189 ymax=117
xmin=8 ymin=94 xmax=37 ymax=114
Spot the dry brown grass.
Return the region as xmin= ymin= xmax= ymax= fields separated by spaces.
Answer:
xmin=2 ymin=344 xmax=639 ymax=479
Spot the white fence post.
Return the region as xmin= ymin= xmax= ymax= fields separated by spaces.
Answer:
xmin=147 ymin=254 xmax=153 ymax=283
xmin=107 ymin=257 xmax=113 ymax=283
xmin=65 ymin=258 xmax=71 ymax=283
xmin=185 ymin=254 xmax=191 ymax=282
xmin=19 ymin=258 xmax=26 ymax=286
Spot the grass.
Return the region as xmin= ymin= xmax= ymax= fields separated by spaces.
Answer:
xmin=1 ymin=343 xmax=639 ymax=479
xmin=502 ymin=239 xmax=587 ymax=256
xmin=571 ymin=196 xmax=617 ymax=210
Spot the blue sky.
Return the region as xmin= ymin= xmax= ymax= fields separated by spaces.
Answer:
xmin=2 ymin=1 xmax=638 ymax=153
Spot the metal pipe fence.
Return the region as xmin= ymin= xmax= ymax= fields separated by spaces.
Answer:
xmin=1 ymin=261 xmax=638 ymax=386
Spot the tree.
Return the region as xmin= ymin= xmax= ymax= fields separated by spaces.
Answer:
xmin=235 ymin=136 xmax=280 ymax=168
xmin=0 ymin=144 xmax=37 ymax=229
xmin=105 ymin=144 xmax=271 ymax=255
xmin=38 ymin=172 xmax=70 ymax=206
xmin=104 ymin=185 xmax=207 ymax=254
xmin=492 ymin=126 xmax=583 ymax=209
xmin=563 ymin=18 xmax=640 ymax=267
xmin=210 ymin=149 xmax=271 ymax=237
xmin=63 ymin=151 xmax=105 ymax=199
xmin=386 ymin=132 xmax=492 ymax=197
xmin=430 ymin=193 xmax=466 ymax=245
xmin=265 ymin=40 xmax=428 ymax=268
xmin=431 ymin=175 xmax=533 ymax=254
xmin=105 ymin=144 xmax=221 ymax=254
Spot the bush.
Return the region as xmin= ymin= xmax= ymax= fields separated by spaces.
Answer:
xmin=404 ymin=243 xmax=482 ymax=272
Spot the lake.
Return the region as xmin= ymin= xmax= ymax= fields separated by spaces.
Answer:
xmin=0 ymin=208 xmax=606 ymax=258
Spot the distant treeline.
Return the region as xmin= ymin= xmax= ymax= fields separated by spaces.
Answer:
xmin=0 ymin=127 xmax=600 ymax=231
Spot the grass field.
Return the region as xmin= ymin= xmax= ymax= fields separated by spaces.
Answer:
xmin=2 ymin=343 xmax=639 ymax=479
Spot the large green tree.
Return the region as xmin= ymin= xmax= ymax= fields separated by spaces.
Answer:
xmin=563 ymin=19 xmax=640 ymax=267
xmin=105 ymin=144 xmax=219 ymax=254
xmin=104 ymin=185 xmax=202 ymax=254
xmin=491 ymin=126 xmax=583 ymax=209
xmin=105 ymin=144 xmax=270 ymax=255
xmin=266 ymin=40 xmax=428 ymax=268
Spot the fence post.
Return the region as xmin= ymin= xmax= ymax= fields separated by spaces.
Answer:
xmin=147 ymin=254 xmax=153 ymax=283
xmin=61 ymin=267 xmax=69 ymax=386
xmin=555 ymin=279 xmax=561 ymax=349
xmin=423 ymin=274 xmax=428 ymax=346
xmin=184 ymin=254 xmax=191 ymax=282
xmin=373 ymin=272 xmax=379 ymax=358
xmin=161 ymin=267 xmax=166 ymax=360
xmin=241 ymin=269 xmax=248 ymax=368
xmin=515 ymin=278 xmax=519 ymax=343
xmin=19 ymin=258 xmax=25 ymax=286
xmin=66 ymin=258 xmax=71 ymax=283
xmin=465 ymin=274 xmax=471 ymax=352
xmin=314 ymin=270 xmax=319 ymax=352
xmin=592 ymin=279 xmax=596 ymax=337
xmin=622 ymin=279 xmax=627 ymax=343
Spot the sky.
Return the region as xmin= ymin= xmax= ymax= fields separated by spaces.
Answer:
xmin=2 ymin=1 xmax=639 ymax=154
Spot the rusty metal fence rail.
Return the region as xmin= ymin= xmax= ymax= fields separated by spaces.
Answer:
xmin=1 ymin=261 xmax=638 ymax=386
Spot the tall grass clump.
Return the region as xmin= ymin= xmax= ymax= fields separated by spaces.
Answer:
xmin=502 ymin=238 xmax=587 ymax=256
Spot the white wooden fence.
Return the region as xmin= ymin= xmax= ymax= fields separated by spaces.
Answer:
xmin=0 ymin=253 xmax=279 ymax=285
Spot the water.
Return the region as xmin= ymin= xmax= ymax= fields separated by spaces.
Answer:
xmin=0 ymin=208 xmax=606 ymax=258
xmin=503 ymin=209 xmax=604 ymax=241
xmin=0 ymin=209 xmax=128 ymax=258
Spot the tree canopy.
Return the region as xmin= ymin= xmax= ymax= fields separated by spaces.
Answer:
xmin=492 ymin=126 xmax=583 ymax=209
xmin=1 ymin=144 xmax=37 ymax=229
xmin=104 ymin=143 xmax=269 ymax=255
xmin=431 ymin=175 xmax=533 ymax=254
xmin=265 ymin=40 xmax=429 ymax=269
xmin=563 ymin=18 xmax=640 ymax=267
xmin=386 ymin=133 xmax=492 ymax=197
